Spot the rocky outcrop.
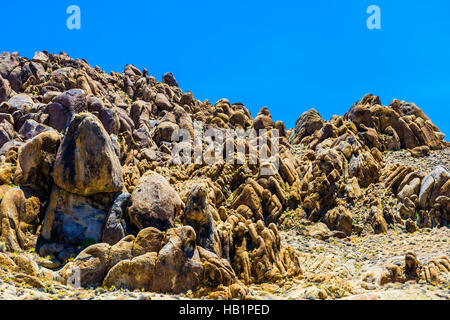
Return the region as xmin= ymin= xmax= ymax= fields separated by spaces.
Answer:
xmin=0 ymin=187 xmax=42 ymax=251
xmin=182 ymin=184 xmax=221 ymax=256
xmin=15 ymin=130 xmax=61 ymax=193
xmin=345 ymin=95 xmax=446 ymax=151
xmin=53 ymin=113 xmax=124 ymax=196
xmin=41 ymin=186 xmax=111 ymax=245
xmin=127 ymin=172 xmax=184 ymax=231
xmin=0 ymin=51 xmax=448 ymax=300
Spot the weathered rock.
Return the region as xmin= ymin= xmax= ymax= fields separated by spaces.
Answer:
xmin=15 ymin=130 xmax=61 ymax=192
xmin=8 ymin=94 xmax=33 ymax=113
xmin=53 ymin=113 xmax=124 ymax=196
xmin=162 ymin=72 xmax=178 ymax=87
xmin=153 ymin=121 xmax=179 ymax=145
xmin=307 ymin=222 xmax=331 ymax=240
xmin=132 ymin=227 xmax=164 ymax=257
xmin=419 ymin=166 xmax=449 ymax=209
xmin=291 ymin=109 xmax=323 ymax=144
xmin=127 ymin=172 xmax=184 ymax=231
xmin=0 ymin=187 xmax=41 ymax=251
xmin=98 ymin=107 xmax=120 ymax=135
xmin=324 ymin=206 xmax=353 ymax=236
xmin=0 ymin=52 xmax=20 ymax=79
xmin=101 ymin=192 xmax=130 ymax=245
xmin=410 ymin=146 xmax=430 ymax=158
xmin=0 ymin=76 xmax=11 ymax=103
xmin=18 ymin=119 xmax=51 ymax=141
xmin=58 ymin=243 xmax=110 ymax=288
xmin=103 ymin=252 xmax=157 ymax=291
xmin=405 ymin=219 xmax=418 ymax=233
xmin=151 ymin=226 xmax=203 ymax=293
xmin=53 ymin=89 xmax=87 ymax=114
xmin=155 ymin=93 xmax=173 ymax=111
xmin=42 ymin=186 xmax=109 ymax=245
xmin=366 ymin=206 xmax=388 ymax=234
xmin=0 ymin=120 xmax=15 ymax=148
xmin=182 ymin=184 xmax=221 ymax=256
xmin=252 ymin=107 xmax=274 ymax=131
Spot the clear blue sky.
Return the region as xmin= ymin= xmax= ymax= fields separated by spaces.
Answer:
xmin=2 ymin=1 xmax=449 ymax=137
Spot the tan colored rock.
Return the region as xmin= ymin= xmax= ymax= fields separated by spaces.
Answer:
xmin=0 ymin=188 xmax=41 ymax=252
xmin=127 ymin=172 xmax=184 ymax=231
xmin=53 ymin=113 xmax=124 ymax=196
xmin=58 ymin=243 xmax=110 ymax=288
xmin=409 ymin=146 xmax=430 ymax=158
xmin=15 ymin=130 xmax=61 ymax=192
xmin=132 ymin=227 xmax=164 ymax=257
xmin=324 ymin=206 xmax=353 ymax=236
xmin=182 ymin=184 xmax=221 ymax=256
xmin=103 ymin=252 xmax=158 ymax=291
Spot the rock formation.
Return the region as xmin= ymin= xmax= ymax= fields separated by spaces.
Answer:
xmin=0 ymin=51 xmax=448 ymax=300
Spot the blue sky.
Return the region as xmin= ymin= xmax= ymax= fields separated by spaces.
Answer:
xmin=1 ymin=1 xmax=449 ymax=137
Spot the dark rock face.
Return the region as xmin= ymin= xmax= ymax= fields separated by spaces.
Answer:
xmin=53 ymin=113 xmax=124 ymax=196
xmin=102 ymin=192 xmax=130 ymax=245
xmin=18 ymin=119 xmax=51 ymax=141
xmin=42 ymin=186 xmax=109 ymax=245
xmin=162 ymin=72 xmax=178 ymax=87
xmin=45 ymin=102 xmax=73 ymax=132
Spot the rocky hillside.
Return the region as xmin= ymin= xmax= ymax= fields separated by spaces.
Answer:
xmin=0 ymin=51 xmax=448 ymax=300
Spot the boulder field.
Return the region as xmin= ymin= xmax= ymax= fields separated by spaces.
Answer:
xmin=0 ymin=51 xmax=448 ymax=300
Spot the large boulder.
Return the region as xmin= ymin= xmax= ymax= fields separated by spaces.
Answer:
xmin=102 ymin=252 xmax=158 ymax=291
xmin=0 ymin=76 xmax=11 ymax=103
xmin=53 ymin=113 xmax=124 ymax=196
xmin=45 ymin=89 xmax=88 ymax=132
xmin=0 ymin=187 xmax=41 ymax=251
xmin=8 ymin=94 xmax=34 ymax=113
xmin=0 ymin=52 xmax=20 ymax=79
xmin=182 ymin=184 xmax=221 ymax=256
xmin=324 ymin=206 xmax=353 ymax=236
xmin=151 ymin=226 xmax=204 ymax=293
xmin=0 ymin=120 xmax=15 ymax=148
xmin=162 ymin=72 xmax=178 ymax=87
xmin=15 ymin=130 xmax=61 ymax=192
xmin=132 ymin=227 xmax=164 ymax=257
xmin=58 ymin=243 xmax=110 ymax=288
xmin=18 ymin=119 xmax=52 ymax=141
xmin=419 ymin=166 xmax=449 ymax=209
xmin=127 ymin=172 xmax=184 ymax=231
xmin=252 ymin=107 xmax=274 ymax=131
xmin=291 ymin=109 xmax=323 ymax=144
xmin=155 ymin=93 xmax=173 ymax=111
xmin=53 ymin=89 xmax=87 ymax=114
xmin=41 ymin=186 xmax=109 ymax=245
